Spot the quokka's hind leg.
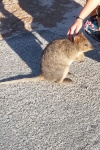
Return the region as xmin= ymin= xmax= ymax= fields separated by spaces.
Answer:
xmin=55 ymin=77 xmax=72 ymax=84
xmin=63 ymin=78 xmax=73 ymax=83
xmin=55 ymin=67 xmax=72 ymax=84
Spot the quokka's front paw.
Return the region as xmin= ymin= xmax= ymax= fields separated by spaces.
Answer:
xmin=79 ymin=59 xmax=85 ymax=63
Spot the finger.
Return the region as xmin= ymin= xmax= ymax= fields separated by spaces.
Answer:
xmin=69 ymin=33 xmax=73 ymax=41
xmin=68 ymin=27 xmax=75 ymax=41
xmin=70 ymin=26 xmax=76 ymax=35
xmin=67 ymin=30 xmax=70 ymax=38
xmin=67 ymin=30 xmax=72 ymax=41
xmin=75 ymin=25 xmax=82 ymax=34
xmin=67 ymin=31 xmax=69 ymax=36
xmin=67 ymin=29 xmax=70 ymax=35
xmin=75 ymin=28 xmax=80 ymax=34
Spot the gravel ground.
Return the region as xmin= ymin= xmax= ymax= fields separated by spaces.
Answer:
xmin=0 ymin=30 xmax=100 ymax=150
xmin=0 ymin=0 xmax=100 ymax=150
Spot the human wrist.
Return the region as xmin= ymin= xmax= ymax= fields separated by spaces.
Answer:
xmin=76 ymin=16 xmax=84 ymax=21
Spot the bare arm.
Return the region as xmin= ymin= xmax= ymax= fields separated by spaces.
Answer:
xmin=67 ymin=0 xmax=100 ymax=40
xmin=78 ymin=0 xmax=100 ymax=19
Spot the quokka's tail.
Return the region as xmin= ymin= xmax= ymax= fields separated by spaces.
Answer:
xmin=0 ymin=74 xmax=44 ymax=85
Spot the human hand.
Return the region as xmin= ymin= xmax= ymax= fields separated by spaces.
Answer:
xmin=67 ymin=18 xmax=83 ymax=41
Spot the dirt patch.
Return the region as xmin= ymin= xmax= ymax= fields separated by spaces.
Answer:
xmin=0 ymin=0 xmax=81 ymax=40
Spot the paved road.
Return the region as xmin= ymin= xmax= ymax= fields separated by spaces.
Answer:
xmin=0 ymin=0 xmax=100 ymax=148
xmin=0 ymin=30 xmax=100 ymax=150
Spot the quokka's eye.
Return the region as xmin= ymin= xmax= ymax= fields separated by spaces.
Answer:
xmin=84 ymin=44 xmax=88 ymax=46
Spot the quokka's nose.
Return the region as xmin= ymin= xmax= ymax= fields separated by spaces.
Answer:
xmin=89 ymin=43 xmax=94 ymax=50
xmin=91 ymin=45 xmax=94 ymax=50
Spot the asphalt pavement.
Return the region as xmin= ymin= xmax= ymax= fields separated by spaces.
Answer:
xmin=0 ymin=0 xmax=100 ymax=149
xmin=0 ymin=29 xmax=100 ymax=150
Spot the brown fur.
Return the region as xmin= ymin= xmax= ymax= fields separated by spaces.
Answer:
xmin=1 ymin=33 xmax=93 ymax=84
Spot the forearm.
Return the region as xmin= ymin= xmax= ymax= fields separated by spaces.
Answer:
xmin=78 ymin=0 xmax=100 ymax=20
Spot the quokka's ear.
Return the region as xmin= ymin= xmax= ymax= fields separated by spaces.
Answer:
xmin=74 ymin=35 xmax=81 ymax=44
